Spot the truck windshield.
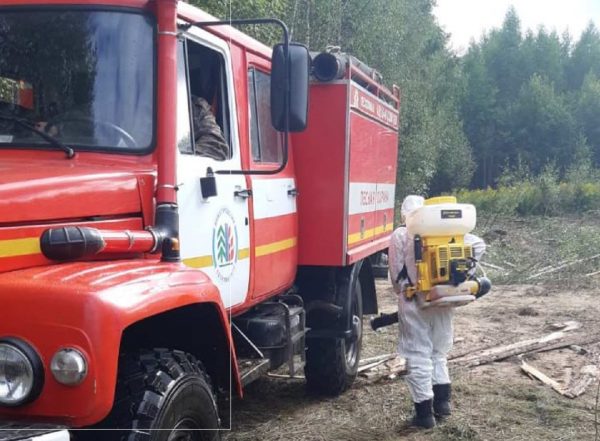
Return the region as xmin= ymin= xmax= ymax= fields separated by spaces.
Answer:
xmin=0 ymin=9 xmax=155 ymax=152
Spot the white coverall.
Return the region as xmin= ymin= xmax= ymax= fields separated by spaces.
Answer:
xmin=389 ymin=197 xmax=486 ymax=403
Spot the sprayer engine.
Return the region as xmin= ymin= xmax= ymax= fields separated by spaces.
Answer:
xmin=406 ymin=235 xmax=474 ymax=297
xmin=405 ymin=196 xmax=491 ymax=307
xmin=370 ymin=196 xmax=492 ymax=330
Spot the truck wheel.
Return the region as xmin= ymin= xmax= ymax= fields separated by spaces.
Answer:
xmin=93 ymin=348 xmax=220 ymax=441
xmin=305 ymin=282 xmax=363 ymax=396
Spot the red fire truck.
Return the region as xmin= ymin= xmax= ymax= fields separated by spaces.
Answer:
xmin=0 ymin=1 xmax=399 ymax=439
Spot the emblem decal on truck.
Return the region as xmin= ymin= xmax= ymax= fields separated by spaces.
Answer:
xmin=212 ymin=208 xmax=238 ymax=282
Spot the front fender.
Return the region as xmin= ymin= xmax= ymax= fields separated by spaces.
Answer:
xmin=0 ymin=260 xmax=239 ymax=427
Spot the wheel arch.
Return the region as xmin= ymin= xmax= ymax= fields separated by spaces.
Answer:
xmin=119 ymin=302 xmax=240 ymax=398
xmin=296 ymin=257 xmax=378 ymax=333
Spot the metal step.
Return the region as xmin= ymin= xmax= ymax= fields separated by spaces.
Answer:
xmin=239 ymin=357 xmax=270 ymax=387
xmin=268 ymin=354 xmax=305 ymax=379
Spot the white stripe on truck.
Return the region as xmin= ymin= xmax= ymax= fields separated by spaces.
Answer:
xmin=251 ymin=178 xmax=297 ymax=220
xmin=348 ymin=182 xmax=396 ymax=215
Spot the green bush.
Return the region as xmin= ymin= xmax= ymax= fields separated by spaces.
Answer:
xmin=455 ymin=179 xmax=600 ymax=217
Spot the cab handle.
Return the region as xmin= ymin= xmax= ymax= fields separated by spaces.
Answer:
xmin=234 ymin=189 xmax=253 ymax=199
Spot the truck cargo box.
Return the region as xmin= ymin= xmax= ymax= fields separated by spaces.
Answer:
xmin=293 ymin=59 xmax=400 ymax=266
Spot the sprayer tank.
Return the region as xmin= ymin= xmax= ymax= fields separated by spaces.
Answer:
xmin=406 ymin=199 xmax=476 ymax=237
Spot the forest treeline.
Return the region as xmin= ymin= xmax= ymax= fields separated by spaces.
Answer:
xmin=190 ymin=1 xmax=600 ymax=199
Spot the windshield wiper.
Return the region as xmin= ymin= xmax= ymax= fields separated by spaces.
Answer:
xmin=0 ymin=114 xmax=75 ymax=159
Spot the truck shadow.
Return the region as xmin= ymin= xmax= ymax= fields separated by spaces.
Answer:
xmin=222 ymin=377 xmax=312 ymax=433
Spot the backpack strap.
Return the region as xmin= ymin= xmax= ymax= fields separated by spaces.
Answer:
xmin=395 ymin=264 xmax=413 ymax=286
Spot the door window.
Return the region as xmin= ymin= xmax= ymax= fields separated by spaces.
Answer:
xmin=179 ymin=40 xmax=231 ymax=161
xmin=248 ymin=68 xmax=282 ymax=163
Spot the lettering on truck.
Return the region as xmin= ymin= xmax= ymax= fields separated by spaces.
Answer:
xmin=360 ymin=189 xmax=391 ymax=208
xmin=351 ymin=86 xmax=399 ymax=129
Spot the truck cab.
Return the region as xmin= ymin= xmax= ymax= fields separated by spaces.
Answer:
xmin=0 ymin=1 xmax=399 ymax=439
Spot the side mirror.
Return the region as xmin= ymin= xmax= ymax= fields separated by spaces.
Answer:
xmin=271 ymin=43 xmax=309 ymax=132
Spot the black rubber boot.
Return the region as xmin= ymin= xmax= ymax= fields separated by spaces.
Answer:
xmin=433 ymin=383 xmax=452 ymax=419
xmin=411 ymin=399 xmax=436 ymax=429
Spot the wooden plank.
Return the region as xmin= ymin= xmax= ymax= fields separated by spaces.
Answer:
xmin=358 ymin=353 xmax=395 ymax=367
xmin=529 ymin=332 xmax=600 ymax=356
xmin=360 ymin=356 xmax=407 ymax=380
xmin=520 ymin=360 xmax=568 ymax=396
xmin=358 ymin=356 xmax=394 ymax=373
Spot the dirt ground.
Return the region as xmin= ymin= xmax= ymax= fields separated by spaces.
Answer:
xmin=223 ymin=278 xmax=600 ymax=441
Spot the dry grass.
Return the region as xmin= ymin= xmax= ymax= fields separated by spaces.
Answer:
xmin=477 ymin=214 xmax=600 ymax=288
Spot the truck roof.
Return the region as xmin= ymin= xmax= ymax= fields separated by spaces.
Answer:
xmin=178 ymin=2 xmax=272 ymax=60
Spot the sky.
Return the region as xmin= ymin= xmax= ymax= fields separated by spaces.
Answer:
xmin=434 ymin=0 xmax=600 ymax=54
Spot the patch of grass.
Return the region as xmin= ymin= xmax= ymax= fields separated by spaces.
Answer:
xmin=446 ymin=378 xmax=595 ymax=441
xmin=433 ymin=421 xmax=479 ymax=440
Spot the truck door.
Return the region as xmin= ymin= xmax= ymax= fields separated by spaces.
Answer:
xmin=246 ymin=64 xmax=298 ymax=299
xmin=176 ymin=33 xmax=250 ymax=309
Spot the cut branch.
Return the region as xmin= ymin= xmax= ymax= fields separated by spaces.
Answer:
xmin=451 ymin=322 xmax=586 ymax=367
xmin=528 ymin=254 xmax=600 ymax=280
xmin=480 ymin=261 xmax=507 ymax=271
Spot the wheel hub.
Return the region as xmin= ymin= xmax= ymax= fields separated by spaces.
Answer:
xmin=167 ymin=418 xmax=202 ymax=441
xmin=346 ymin=314 xmax=362 ymax=366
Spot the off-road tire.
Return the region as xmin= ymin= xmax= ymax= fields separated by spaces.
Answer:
xmin=305 ymin=282 xmax=363 ymax=396
xmin=88 ymin=348 xmax=220 ymax=441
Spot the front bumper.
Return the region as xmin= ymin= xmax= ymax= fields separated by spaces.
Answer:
xmin=0 ymin=423 xmax=69 ymax=441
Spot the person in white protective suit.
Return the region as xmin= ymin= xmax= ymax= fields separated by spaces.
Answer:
xmin=389 ymin=195 xmax=486 ymax=429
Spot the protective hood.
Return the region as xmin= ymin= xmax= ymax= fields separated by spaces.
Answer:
xmin=401 ymin=195 xmax=424 ymax=221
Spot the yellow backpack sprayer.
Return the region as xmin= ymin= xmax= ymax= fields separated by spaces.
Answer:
xmin=371 ymin=196 xmax=492 ymax=330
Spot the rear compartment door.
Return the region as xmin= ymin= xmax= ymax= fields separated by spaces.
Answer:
xmin=346 ymin=84 xmax=399 ymax=262
xmin=367 ymin=89 xmax=398 ymax=240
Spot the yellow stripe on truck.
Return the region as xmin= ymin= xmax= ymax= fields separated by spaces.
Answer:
xmin=183 ymin=238 xmax=295 ymax=269
xmin=182 ymin=254 xmax=215 ymax=269
xmin=347 ymin=223 xmax=394 ymax=246
xmin=255 ymin=237 xmax=297 ymax=257
xmin=0 ymin=237 xmax=41 ymax=258
xmin=182 ymin=250 xmax=251 ymax=269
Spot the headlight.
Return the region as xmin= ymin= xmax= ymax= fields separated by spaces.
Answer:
xmin=51 ymin=348 xmax=87 ymax=386
xmin=0 ymin=339 xmax=44 ymax=406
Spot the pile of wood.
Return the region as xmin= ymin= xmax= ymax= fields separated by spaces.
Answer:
xmin=450 ymin=321 xmax=600 ymax=399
